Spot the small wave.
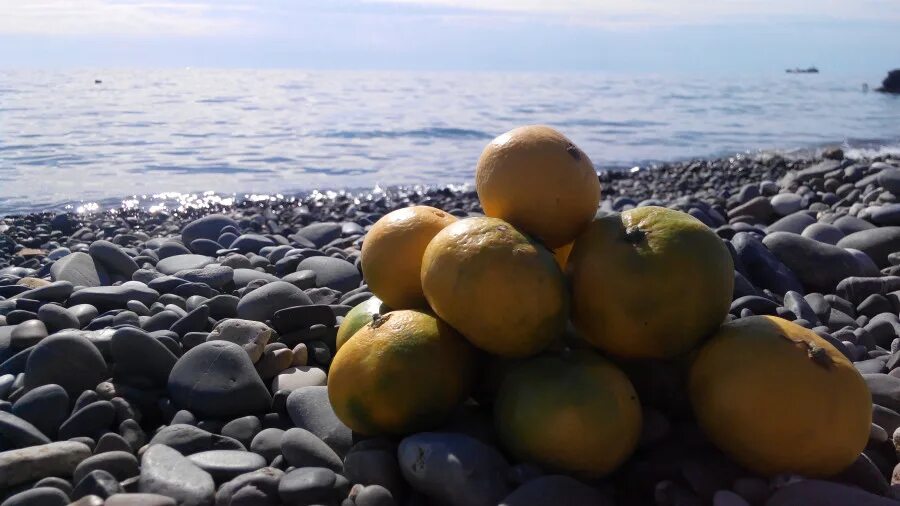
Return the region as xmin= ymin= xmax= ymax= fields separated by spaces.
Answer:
xmin=139 ymin=165 xmax=273 ymax=174
xmin=318 ymin=127 xmax=492 ymax=140
xmin=304 ymin=166 xmax=376 ymax=176
xmin=558 ymin=119 xmax=667 ymax=128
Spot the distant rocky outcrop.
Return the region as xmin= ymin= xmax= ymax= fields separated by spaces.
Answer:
xmin=877 ymin=69 xmax=900 ymax=94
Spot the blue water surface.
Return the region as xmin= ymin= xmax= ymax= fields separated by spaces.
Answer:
xmin=1 ymin=69 xmax=899 ymax=214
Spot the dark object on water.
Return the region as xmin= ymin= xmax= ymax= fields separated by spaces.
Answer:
xmin=877 ymin=69 xmax=900 ymax=94
xmin=94 ymin=79 xmax=102 ymax=84
xmin=786 ymin=67 xmax=819 ymax=74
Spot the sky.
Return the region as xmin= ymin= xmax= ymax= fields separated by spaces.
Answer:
xmin=0 ymin=0 xmax=898 ymax=73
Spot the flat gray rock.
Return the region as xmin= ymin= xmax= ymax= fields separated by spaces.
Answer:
xmin=186 ymin=450 xmax=267 ymax=484
xmin=0 ymin=440 xmax=92 ymax=489
xmin=50 ymin=252 xmax=102 ymax=287
xmin=206 ymin=318 xmax=272 ymax=363
xmin=139 ymin=444 xmax=215 ymax=506
xmin=156 ymin=255 xmax=215 ymax=275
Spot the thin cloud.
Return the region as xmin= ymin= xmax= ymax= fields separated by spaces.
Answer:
xmin=0 ymin=0 xmax=251 ymax=36
xmin=372 ymin=0 xmax=900 ymax=26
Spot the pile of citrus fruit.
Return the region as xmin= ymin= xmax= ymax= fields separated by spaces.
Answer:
xmin=328 ymin=125 xmax=872 ymax=480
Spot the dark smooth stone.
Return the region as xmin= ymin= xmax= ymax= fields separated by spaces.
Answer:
xmin=94 ymin=432 xmax=133 ymax=454
xmin=870 ymin=204 xmax=900 ymax=226
xmin=221 ymin=416 xmax=262 ymax=449
xmin=343 ymin=439 xmax=405 ymax=500
xmin=142 ymin=310 xmax=180 ymax=333
xmin=836 ymin=276 xmax=900 ymax=305
xmin=296 ymin=256 xmax=361 ymax=293
xmin=0 ymin=410 xmax=51 ymax=451
xmin=765 ymin=478 xmax=898 ymax=505
xmin=277 ymin=467 xmax=338 ymax=505
xmin=802 ymin=222 xmax=845 ymax=245
xmin=231 ymin=234 xmax=276 ymax=255
xmin=285 ymin=386 xmax=352 ymax=457
xmin=397 ymin=432 xmax=510 ymax=506
xmin=730 ymin=295 xmax=778 ymax=316
xmin=0 ymin=487 xmax=70 ymax=506
xmin=292 ymin=223 xmax=342 ymax=248
xmin=167 ymin=341 xmax=272 ymax=418
xmin=834 ymin=215 xmax=877 ymax=234
xmin=499 ymin=475 xmax=610 ymax=506
xmin=74 ymin=451 xmax=140 ymax=483
xmin=138 ymin=444 xmax=215 ymax=506
xmin=182 ymin=214 xmax=239 ymax=248
xmin=38 ymin=304 xmax=80 ymax=333
xmin=13 ymin=281 xmax=75 ymax=303
xmin=231 ymin=269 xmax=279 ymax=289
xmin=732 ymin=232 xmax=805 ymax=295
xmin=189 ymin=239 xmax=223 ymax=257
xmin=214 ymin=467 xmax=283 ymax=506
xmin=0 ymin=441 xmax=92 ymax=490
xmin=11 ymin=383 xmax=69 ymax=438
xmin=10 ymin=320 xmax=48 ymax=349
xmin=68 ymin=282 xmax=159 ymax=312
xmin=282 ymin=270 xmax=317 ymax=289
xmin=272 ymin=305 xmax=336 ymax=334
xmin=763 ymin=231 xmax=877 ymax=293
xmin=89 ymin=240 xmax=139 ymax=278
xmin=837 ymin=227 xmax=900 ymax=268
xmin=202 ymin=295 xmax=239 ymax=320
xmin=69 ymin=304 xmax=99 ymax=327
xmin=174 ymin=266 xmax=233 ymax=289
xmin=169 ymin=305 xmax=210 ymax=337
xmin=865 ymin=374 xmax=900 ymax=412
xmin=72 ymin=469 xmax=122 ymax=500
xmin=280 ymin=427 xmax=343 ymax=471
xmin=766 ymin=212 xmax=816 ymax=235
xmin=58 ymin=400 xmax=116 ymax=440
xmin=110 ymin=327 xmax=177 ymax=386
xmin=236 ymin=281 xmax=312 ymax=323
xmin=24 ymin=334 xmax=108 ymax=398
xmin=250 ymin=428 xmax=285 ymax=463
xmin=158 ymin=242 xmax=192 ymax=259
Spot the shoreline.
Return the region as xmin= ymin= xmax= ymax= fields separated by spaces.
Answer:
xmin=2 ymin=148 xmax=900 ymax=503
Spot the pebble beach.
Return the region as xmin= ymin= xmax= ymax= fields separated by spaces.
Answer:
xmin=4 ymin=148 xmax=900 ymax=506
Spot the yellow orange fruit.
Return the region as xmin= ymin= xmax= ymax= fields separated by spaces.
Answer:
xmin=494 ymin=349 xmax=642 ymax=477
xmin=475 ymin=125 xmax=600 ymax=249
xmin=567 ymin=206 xmax=733 ymax=359
xmin=328 ymin=309 xmax=476 ymax=436
xmin=335 ymin=296 xmax=388 ymax=352
xmin=689 ymin=316 xmax=871 ymax=477
xmin=420 ymin=217 xmax=568 ymax=358
xmin=361 ymin=206 xmax=457 ymax=309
